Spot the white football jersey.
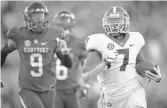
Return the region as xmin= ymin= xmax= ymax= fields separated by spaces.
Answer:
xmin=86 ymin=32 xmax=145 ymax=101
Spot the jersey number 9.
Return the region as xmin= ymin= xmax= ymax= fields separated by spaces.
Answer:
xmin=30 ymin=53 xmax=43 ymax=77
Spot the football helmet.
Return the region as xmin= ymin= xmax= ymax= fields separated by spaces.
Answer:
xmin=23 ymin=2 xmax=49 ymax=32
xmin=53 ymin=10 xmax=76 ymax=29
xmin=103 ymin=6 xmax=130 ymax=35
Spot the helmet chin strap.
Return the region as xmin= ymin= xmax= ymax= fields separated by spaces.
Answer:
xmin=105 ymin=29 xmax=126 ymax=40
xmin=105 ymin=27 xmax=120 ymax=36
xmin=107 ymin=32 xmax=120 ymax=37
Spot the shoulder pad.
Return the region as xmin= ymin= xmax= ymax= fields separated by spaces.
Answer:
xmin=6 ymin=27 xmax=20 ymax=41
xmin=85 ymin=33 xmax=104 ymax=53
xmin=134 ymin=32 xmax=145 ymax=46
xmin=129 ymin=32 xmax=145 ymax=46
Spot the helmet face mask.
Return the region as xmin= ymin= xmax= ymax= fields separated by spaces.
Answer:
xmin=24 ymin=2 xmax=49 ymax=32
xmin=55 ymin=15 xmax=72 ymax=28
xmin=30 ymin=12 xmax=46 ymax=21
xmin=103 ymin=6 xmax=130 ymax=36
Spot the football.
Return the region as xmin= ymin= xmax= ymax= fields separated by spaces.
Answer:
xmin=136 ymin=60 xmax=155 ymax=77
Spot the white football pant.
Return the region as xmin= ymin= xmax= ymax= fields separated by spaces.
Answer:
xmin=97 ymin=87 xmax=147 ymax=108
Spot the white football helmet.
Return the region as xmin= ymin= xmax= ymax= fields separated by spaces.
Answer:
xmin=103 ymin=6 xmax=130 ymax=35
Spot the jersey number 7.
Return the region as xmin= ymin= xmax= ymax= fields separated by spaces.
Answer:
xmin=117 ymin=48 xmax=129 ymax=71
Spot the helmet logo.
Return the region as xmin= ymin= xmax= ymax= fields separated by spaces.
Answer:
xmin=107 ymin=43 xmax=114 ymax=50
xmin=24 ymin=40 xmax=31 ymax=47
xmin=113 ymin=6 xmax=116 ymax=13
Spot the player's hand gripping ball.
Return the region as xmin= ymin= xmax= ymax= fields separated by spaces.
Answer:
xmin=136 ymin=60 xmax=161 ymax=83
xmin=56 ymin=38 xmax=71 ymax=54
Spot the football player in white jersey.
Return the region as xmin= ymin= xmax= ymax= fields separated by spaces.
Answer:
xmin=82 ymin=6 xmax=162 ymax=108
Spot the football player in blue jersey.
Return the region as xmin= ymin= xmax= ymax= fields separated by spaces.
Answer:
xmin=1 ymin=2 xmax=72 ymax=108
xmin=53 ymin=10 xmax=89 ymax=108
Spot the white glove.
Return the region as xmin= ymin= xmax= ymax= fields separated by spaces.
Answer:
xmin=56 ymin=38 xmax=71 ymax=54
xmin=102 ymin=50 xmax=118 ymax=69
xmin=145 ymin=65 xmax=162 ymax=83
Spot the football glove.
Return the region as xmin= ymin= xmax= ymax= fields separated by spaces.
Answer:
xmin=56 ymin=38 xmax=71 ymax=54
xmin=145 ymin=64 xmax=162 ymax=83
xmin=79 ymin=84 xmax=90 ymax=99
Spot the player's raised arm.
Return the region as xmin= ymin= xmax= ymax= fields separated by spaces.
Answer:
xmin=1 ymin=28 xmax=17 ymax=66
xmin=55 ymin=38 xmax=73 ymax=68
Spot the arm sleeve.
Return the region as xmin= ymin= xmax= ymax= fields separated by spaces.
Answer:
xmin=1 ymin=80 xmax=4 ymax=88
xmin=135 ymin=46 xmax=147 ymax=77
xmin=137 ymin=32 xmax=145 ymax=51
xmin=56 ymin=51 xmax=73 ymax=68
xmin=79 ymin=50 xmax=89 ymax=66
xmin=82 ymin=50 xmax=103 ymax=74
xmin=75 ymin=41 xmax=88 ymax=66
xmin=1 ymin=27 xmax=19 ymax=66
xmin=136 ymin=48 xmax=145 ymax=63
xmin=136 ymin=32 xmax=146 ymax=64
xmin=1 ymin=39 xmax=16 ymax=66
xmin=6 ymin=27 xmax=18 ymax=41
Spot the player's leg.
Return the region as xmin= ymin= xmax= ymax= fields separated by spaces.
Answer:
xmin=63 ymin=88 xmax=81 ymax=108
xmin=39 ymin=87 xmax=56 ymax=108
xmin=102 ymin=87 xmax=147 ymax=108
xmin=97 ymin=96 xmax=105 ymax=108
xmin=103 ymin=97 xmax=127 ymax=108
xmin=19 ymin=88 xmax=45 ymax=108
xmin=124 ymin=87 xmax=147 ymax=108
xmin=97 ymin=91 xmax=106 ymax=108
xmin=55 ymin=89 xmax=64 ymax=108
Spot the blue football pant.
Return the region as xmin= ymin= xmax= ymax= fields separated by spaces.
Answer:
xmin=19 ymin=87 xmax=56 ymax=108
xmin=55 ymin=88 xmax=81 ymax=108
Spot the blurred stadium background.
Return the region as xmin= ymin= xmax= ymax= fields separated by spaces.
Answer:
xmin=1 ymin=1 xmax=167 ymax=108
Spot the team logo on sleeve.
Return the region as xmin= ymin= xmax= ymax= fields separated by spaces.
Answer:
xmin=107 ymin=43 xmax=114 ymax=50
xmin=24 ymin=40 xmax=31 ymax=47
